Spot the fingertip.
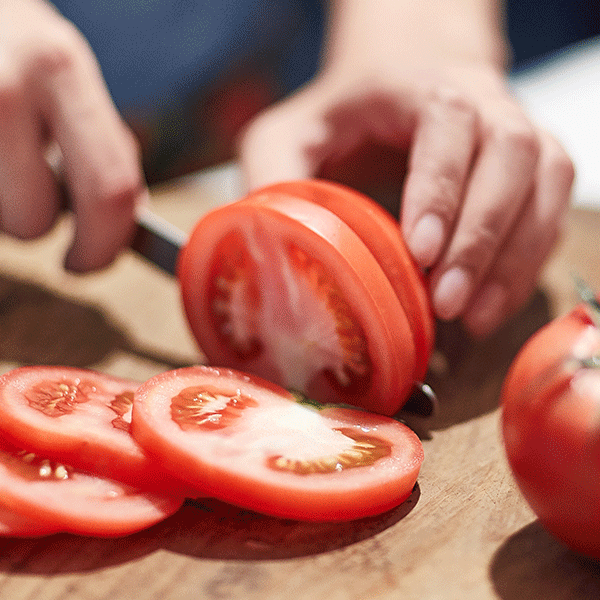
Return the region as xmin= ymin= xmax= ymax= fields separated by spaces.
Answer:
xmin=405 ymin=213 xmax=446 ymax=268
xmin=432 ymin=267 xmax=473 ymax=321
xmin=64 ymin=241 xmax=118 ymax=273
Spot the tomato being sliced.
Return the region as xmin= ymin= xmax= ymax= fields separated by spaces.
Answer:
xmin=132 ymin=365 xmax=423 ymax=521
xmin=0 ymin=437 xmax=183 ymax=538
xmin=0 ymin=366 xmax=183 ymax=490
xmin=245 ymin=180 xmax=434 ymax=382
xmin=178 ymin=192 xmax=418 ymax=415
xmin=501 ymin=298 xmax=600 ymax=559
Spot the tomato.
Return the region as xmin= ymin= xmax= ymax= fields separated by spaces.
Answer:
xmin=501 ymin=299 xmax=600 ymax=559
xmin=0 ymin=437 xmax=184 ymax=537
xmin=0 ymin=366 xmax=183 ymax=490
xmin=131 ymin=365 xmax=424 ymax=521
xmin=247 ymin=180 xmax=434 ymax=382
xmin=0 ymin=503 xmax=60 ymax=537
xmin=178 ymin=184 xmax=427 ymax=415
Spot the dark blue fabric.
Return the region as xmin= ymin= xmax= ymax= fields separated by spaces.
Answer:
xmin=52 ymin=0 xmax=599 ymax=109
xmin=52 ymin=0 xmax=324 ymax=111
xmin=506 ymin=0 xmax=599 ymax=70
xmin=48 ymin=0 xmax=598 ymax=180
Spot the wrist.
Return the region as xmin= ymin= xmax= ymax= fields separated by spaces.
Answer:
xmin=323 ymin=0 xmax=510 ymax=75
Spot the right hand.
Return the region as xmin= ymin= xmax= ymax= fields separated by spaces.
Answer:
xmin=0 ymin=0 xmax=147 ymax=271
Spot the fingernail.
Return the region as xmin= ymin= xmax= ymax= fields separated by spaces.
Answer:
xmin=464 ymin=281 xmax=507 ymax=337
xmin=406 ymin=214 xmax=445 ymax=268
xmin=433 ymin=267 xmax=473 ymax=320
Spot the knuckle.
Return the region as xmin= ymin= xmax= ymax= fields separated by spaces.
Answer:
xmin=96 ymin=172 xmax=142 ymax=212
xmin=418 ymin=169 xmax=462 ymax=219
xmin=454 ymin=217 xmax=505 ymax=270
xmin=424 ymin=85 xmax=477 ymax=124
xmin=485 ymin=119 xmax=540 ymax=161
xmin=26 ymin=24 xmax=84 ymax=77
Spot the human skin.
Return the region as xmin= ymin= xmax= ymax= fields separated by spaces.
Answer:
xmin=0 ymin=0 xmax=574 ymax=338
xmin=0 ymin=0 xmax=145 ymax=272
xmin=238 ymin=0 xmax=575 ymax=337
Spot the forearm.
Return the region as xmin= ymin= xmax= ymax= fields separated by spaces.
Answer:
xmin=322 ymin=0 xmax=510 ymax=74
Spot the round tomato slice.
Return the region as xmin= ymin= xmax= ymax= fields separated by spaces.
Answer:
xmin=178 ymin=193 xmax=417 ymax=415
xmin=0 ymin=440 xmax=184 ymax=538
xmin=132 ymin=366 xmax=424 ymax=521
xmin=501 ymin=302 xmax=600 ymax=559
xmin=244 ymin=180 xmax=434 ymax=382
xmin=0 ymin=503 xmax=60 ymax=537
xmin=0 ymin=366 xmax=183 ymax=490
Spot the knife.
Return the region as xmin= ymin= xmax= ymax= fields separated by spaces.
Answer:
xmin=131 ymin=205 xmax=187 ymax=276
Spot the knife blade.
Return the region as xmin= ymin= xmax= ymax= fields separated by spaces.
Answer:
xmin=131 ymin=205 xmax=187 ymax=276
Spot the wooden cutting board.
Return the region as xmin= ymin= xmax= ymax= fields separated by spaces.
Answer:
xmin=0 ymin=166 xmax=598 ymax=600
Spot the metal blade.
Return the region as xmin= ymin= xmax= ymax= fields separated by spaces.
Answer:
xmin=131 ymin=206 xmax=187 ymax=276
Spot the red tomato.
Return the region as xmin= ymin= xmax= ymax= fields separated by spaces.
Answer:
xmin=0 ymin=437 xmax=184 ymax=537
xmin=178 ymin=185 xmax=424 ymax=415
xmin=247 ymin=180 xmax=434 ymax=382
xmin=132 ymin=365 xmax=424 ymax=521
xmin=0 ymin=366 xmax=183 ymax=490
xmin=0 ymin=503 xmax=60 ymax=537
xmin=501 ymin=301 xmax=600 ymax=559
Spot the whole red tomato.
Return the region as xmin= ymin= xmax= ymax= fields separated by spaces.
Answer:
xmin=501 ymin=298 xmax=600 ymax=559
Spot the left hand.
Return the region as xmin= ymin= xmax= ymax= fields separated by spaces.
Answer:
xmin=238 ymin=50 xmax=574 ymax=338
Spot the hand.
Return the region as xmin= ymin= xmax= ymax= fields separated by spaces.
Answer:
xmin=0 ymin=0 xmax=146 ymax=271
xmin=238 ymin=2 xmax=574 ymax=338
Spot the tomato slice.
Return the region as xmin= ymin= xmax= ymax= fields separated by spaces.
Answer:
xmin=132 ymin=366 xmax=423 ymax=521
xmin=0 ymin=366 xmax=183 ymax=490
xmin=244 ymin=180 xmax=434 ymax=382
xmin=0 ymin=503 xmax=60 ymax=537
xmin=0 ymin=438 xmax=184 ymax=538
xmin=178 ymin=193 xmax=418 ymax=415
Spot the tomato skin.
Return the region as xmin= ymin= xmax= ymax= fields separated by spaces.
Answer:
xmin=0 ymin=366 xmax=185 ymax=491
xmin=0 ymin=437 xmax=184 ymax=538
xmin=132 ymin=365 xmax=424 ymax=521
xmin=0 ymin=503 xmax=60 ymax=537
xmin=501 ymin=303 xmax=600 ymax=559
xmin=178 ymin=192 xmax=419 ymax=415
xmin=246 ymin=180 xmax=434 ymax=382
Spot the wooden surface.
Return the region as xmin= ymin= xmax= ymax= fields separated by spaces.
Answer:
xmin=0 ymin=165 xmax=599 ymax=600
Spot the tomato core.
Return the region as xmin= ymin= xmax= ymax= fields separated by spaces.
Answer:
xmin=2 ymin=448 xmax=72 ymax=482
xmin=207 ymin=226 xmax=372 ymax=395
xmin=267 ymin=429 xmax=391 ymax=475
xmin=171 ymin=385 xmax=259 ymax=430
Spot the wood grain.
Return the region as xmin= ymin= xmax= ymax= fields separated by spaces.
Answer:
xmin=0 ymin=168 xmax=599 ymax=600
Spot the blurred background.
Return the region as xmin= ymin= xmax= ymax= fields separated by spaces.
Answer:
xmin=51 ymin=0 xmax=600 ymax=205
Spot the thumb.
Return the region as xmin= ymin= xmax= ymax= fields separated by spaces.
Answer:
xmin=237 ymin=93 xmax=329 ymax=191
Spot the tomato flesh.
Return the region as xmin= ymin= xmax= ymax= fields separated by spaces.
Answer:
xmin=0 ymin=366 xmax=184 ymax=490
xmin=0 ymin=502 xmax=60 ymax=537
xmin=132 ymin=366 xmax=424 ymax=521
xmin=0 ymin=438 xmax=183 ymax=538
xmin=179 ymin=194 xmax=417 ymax=415
xmin=246 ymin=180 xmax=434 ymax=382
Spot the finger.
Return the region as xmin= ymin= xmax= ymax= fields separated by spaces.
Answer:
xmin=0 ymin=64 xmax=58 ymax=237
xmin=430 ymin=108 xmax=541 ymax=321
xmin=38 ymin=30 xmax=144 ymax=271
xmin=463 ymin=131 xmax=575 ymax=337
xmin=400 ymin=89 xmax=478 ymax=268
